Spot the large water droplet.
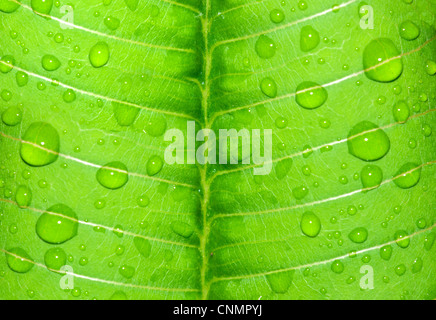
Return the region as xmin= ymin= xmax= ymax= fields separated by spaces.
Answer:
xmin=145 ymin=116 xmax=167 ymax=137
xmin=393 ymin=162 xmax=421 ymax=189
xmin=300 ymin=212 xmax=321 ymax=237
xmin=89 ymin=42 xmax=110 ymax=68
xmin=347 ymin=121 xmax=390 ymax=161
xmin=399 ymin=20 xmax=420 ymax=40
xmin=411 ymin=257 xmax=423 ymax=273
xmin=41 ymin=54 xmax=60 ymax=71
xmin=363 ymin=38 xmax=403 ymax=82
xmin=36 ymin=204 xmax=79 ymax=244
xmin=44 ymin=247 xmax=66 ymax=271
xmin=300 ymin=26 xmax=320 ymax=52
xmin=394 ymin=230 xmax=410 ymax=248
xmin=104 ymin=16 xmax=120 ymax=30
xmin=5 ymin=248 xmax=34 ymax=273
xmin=331 ymin=260 xmax=344 ymax=274
xmin=16 ymin=71 xmax=29 ymax=86
xmin=380 ymin=245 xmax=392 ymax=260
xmin=20 ymin=122 xmax=60 ymax=167
xmin=119 ymin=265 xmax=135 ymax=279
xmin=348 ymin=227 xmax=368 ymax=243
xmin=113 ymin=102 xmax=139 ymax=126
xmin=110 ymin=291 xmax=128 ymax=300
xmin=255 ymin=35 xmax=276 ymax=59
xmin=275 ymin=158 xmax=292 ymax=179
xmin=134 ymin=237 xmax=151 ymax=258
xmin=0 ymin=55 xmax=15 ymax=73
xmin=270 ymin=9 xmax=285 ymax=23
xmin=295 ymin=81 xmax=328 ymax=109
xmin=96 ymin=161 xmax=129 ymax=189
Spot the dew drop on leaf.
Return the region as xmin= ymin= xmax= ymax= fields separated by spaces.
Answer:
xmin=96 ymin=161 xmax=129 ymax=189
xmin=0 ymin=54 xmax=15 ymax=73
xmin=16 ymin=71 xmax=28 ymax=86
xmin=104 ymin=16 xmax=120 ymax=30
xmin=260 ymin=77 xmax=277 ymax=98
xmin=392 ymin=100 xmax=410 ymax=123
xmin=110 ymin=291 xmax=128 ymax=300
xmin=300 ymin=212 xmax=321 ymax=238
xmin=171 ymin=221 xmax=194 ymax=238
xmin=425 ymin=60 xmax=436 ymax=75
xmin=31 ymin=0 xmax=53 ymax=15
xmin=348 ymin=227 xmax=368 ymax=243
xmin=411 ymin=257 xmax=423 ymax=273
xmin=331 ymin=260 xmax=344 ymax=274
xmin=41 ymin=54 xmax=61 ymax=71
xmin=2 ymin=106 xmax=22 ymax=126
xmin=62 ymin=89 xmax=76 ymax=103
xmin=113 ymin=102 xmax=140 ymax=126
xmin=270 ymin=9 xmax=284 ymax=23
xmin=255 ymin=35 xmax=276 ymax=59
xmin=89 ymin=42 xmax=110 ymax=68
xmin=300 ymin=26 xmax=320 ymax=52
xmin=147 ymin=155 xmax=163 ymax=176
xmin=44 ymin=247 xmax=66 ymax=271
xmin=36 ymin=204 xmax=79 ymax=244
xmin=295 ymin=81 xmax=328 ymax=109
xmin=379 ymin=245 xmax=393 ymax=260
xmin=266 ymin=270 xmax=294 ymax=293
xmin=274 ymin=158 xmax=293 ymax=179
xmin=5 ymin=248 xmax=34 ymax=273
xmin=119 ymin=265 xmax=135 ymax=279
xmin=394 ymin=230 xmax=410 ymax=248
xmin=0 ymin=0 xmax=20 ymax=13
xmin=393 ymin=162 xmax=421 ymax=189
xmin=20 ymin=122 xmax=60 ymax=167
xmin=293 ymin=185 xmax=308 ymax=200
xmin=134 ymin=237 xmax=151 ymax=258
xmin=145 ymin=116 xmax=167 ymax=137
xmin=347 ymin=121 xmax=390 ymax=161
xmin=360 ymin=165 xmax=383 ymax=190
xmin=363 ymin=38 xmax=403 ymax=82
xmin=395 ymin=264 xmax=406 ymax=276
xmin=399 ymin=20 xmax=420 ymax=40
xmin=15 ymin=185 xmax=32 ymax=208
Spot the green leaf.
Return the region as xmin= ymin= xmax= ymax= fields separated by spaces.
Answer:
xmin=0 ymin=0 xmax=435 ymax=300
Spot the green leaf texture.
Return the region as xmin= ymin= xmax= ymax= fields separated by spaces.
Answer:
xmin=0 ymin=0 xmax=435 ymax=300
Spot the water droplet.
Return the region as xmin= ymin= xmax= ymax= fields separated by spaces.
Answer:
xmin=0 ymin=0 xmax=20 ymax=13
xmin=20 ymin=122 xmax=60 ymax=167
xmin=275 ymin=117 xmax=287 ymax=129
xmin=266 ymin=270 xmax=294 ymax=293
xmin=260 ymin=77 xmax=277 ymax=98
xmin=0 ymin=55 xmax=15 ymax=73
xmin=15 ymin=185 xmax=32 ymax=208
xmin=36 ymin=204 xmax=79 ymax=244
xmin=394 ymin=264 xmax=406 ymax=276
xmin=137 ymin=195 xmax=149 ymax=207
xmin=96 ymin=161 xmax=129 ymax=189
xmin=134 ymin=237 xmax=151 ymax=258
xmin=424 ymin=233 xmax=435 ymax=251
xmin=110 ymin=291 xmax=127 ymax=300
xmin=147 ymin=155 xmax=163 ymax=176
xmin=113 ymin=102 xmax=139 ymax=126
xmin=16 ymin=71 xmax=29 ymax=86
xmin=31 ymin=0 xmax=53 ymax=15
xmin=2 ymin=106 xmax=22 ymax=126
xmin=145 ymin=116 xmax=167 ymax=137
xmin=394 ymin=230 xmax=410 ymax=248
xmin=425 ymin=60 xmax=436 ymax=76
xmin=293 ymin=185 xmax=308 ymax=200
xmin=300 ymin=26 xmax=320 ymax=52
xmin=295 ymin=81 xmax=328 ymax=109
xmin=331 ymin=260 xmax=344 ymax=274
xmin=360 ymin=165 xmax=383 ymax=190
xmin=62 ymin=89 xmax=76 ymax=103
xmin=392 ymin=100 xmax=410 ymax=123
xmin=363 ymin=38 xmax=403 ymax=82
xmin=399 ymin=20 xmax=420 ymax=40
xmin=393 ymin=162 xmax=421 ymax=189
xmin=275 ymin=158 xmax=292 ymax=179
xmin=411 ymin=257 xmax=423 ymax=273
xmin=119 ymin=265 xmax=135 ymax=279
xmin=348 ymin=227 xmax=368 ymax=243
xmin=300 ymin=212 xmax=321 ymax=237
xmin=255 ymin=35 xmax=276 ymax=59
xmin=380 ymin=245 xmax=392 ymax=260
xmin=89 ymin=42 xmax=110 ymax=68
xmin=5 ymin=248 xmax=34 ymax=273
xmin=41 ymin=54 xmax=60 ymax=71
xmin=104 ymin=16 xmax=120 ymax=30
xmin=171 ymin=221 xmax=194 ymax=238
xmin=347 ymin=121 xmax=390 ymax=161
xmin=421 ymin=124 xmax=432 ymax=137
xmin=270 ymin=9 xmax=284 ymax=23
xmin=44 ymin=247 xmax=66 ymax=271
